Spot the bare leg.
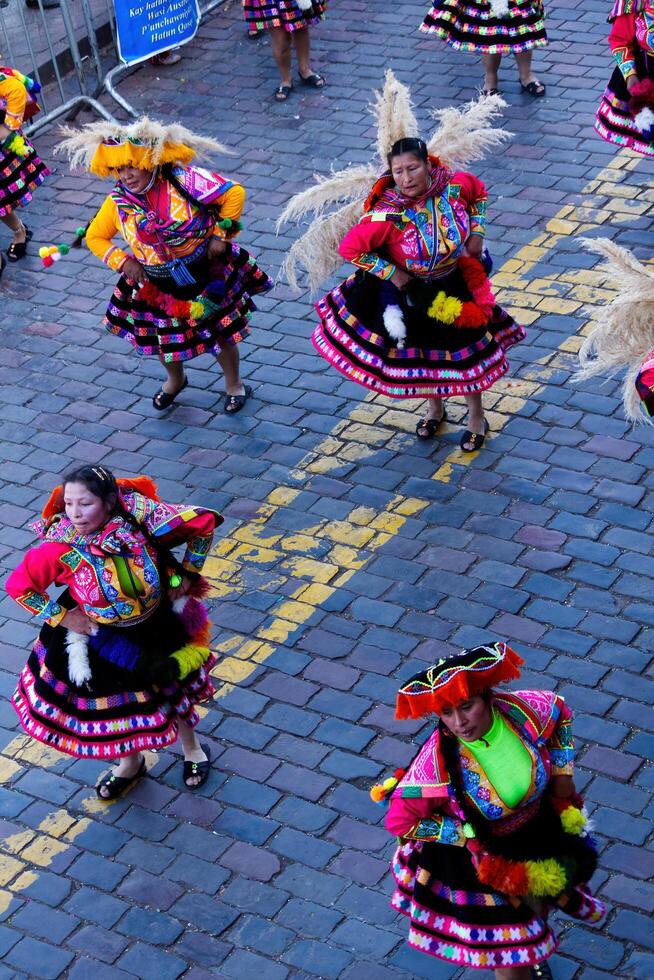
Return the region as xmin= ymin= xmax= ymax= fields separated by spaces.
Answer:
xmin=160 ymin=358 xmax=186 ymax=395
xmin=495 ymin=967 xmax=533 ymax=980
xmin=216 ymin=344 xmax=244 ymax=396
xmin=461 ymin=392 xmax=486 ymax=450
xmin=178 ymin=719 xmax=207 ymax=787
xmin=270 ymin=26 xmax=293 ymax=88
xmin=97 ymin=752 xmax=144 ymax=798
xmin=481 ymin=52 xmax=502 ymax=92
xmin=515 ymin=49 xmax=544 ymax=93
xmin=293 ymin=27 xmax=323 ymax=83
xmin=1 ymin=211 xmax=26 ymax=245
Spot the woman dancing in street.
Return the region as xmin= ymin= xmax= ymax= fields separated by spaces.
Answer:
xmin=243 ymin=0 xmax=327 ymax=101
xmin=373 ymin=642 xmax=605 ymax=978
xmin=0 ymin=66 xmax=49 ymax=261
xmin=6 ymin=466 xmax=221 ymax=798
xmin=55 ymin=118 xmax=272 ymax=414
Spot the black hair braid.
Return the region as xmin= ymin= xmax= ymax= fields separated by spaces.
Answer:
xmin=387 ymin=137 xmax=429 ymax=166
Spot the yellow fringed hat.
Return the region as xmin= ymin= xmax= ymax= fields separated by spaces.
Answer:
xmin=55 ymin=115 xmax=233 ymax=179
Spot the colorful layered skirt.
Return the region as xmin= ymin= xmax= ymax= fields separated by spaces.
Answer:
xmin=391 ymin=802 xmax=604 ymax=970
xmin=106 ymin=244 xmax=273 ymax=363
xmin=243 ymin=0 xmax=327 ymax=32
xmin=420 ymin=0 xmax=547 ymax=54
xmin=314 ymin=260 xmax=525 ymax=399
xmin=0 ymin=129 xmax=50 ymax=218
xmin=595 ymin=52 xmax=654 ymax=157
xmin=12 ymin=596 xmax=216 ymax=759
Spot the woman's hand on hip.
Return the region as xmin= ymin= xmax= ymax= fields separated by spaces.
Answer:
xmin=62 ymin=608 xmax=97 ymax=635
xmin=207 ymin=237 xmax=228 ymax=260
xmin=0 ymin=124 xmax=11 ymax=142
xmin=463 ymin=235 xmax=483 ymax=258
xmin=122 ymin=258 xmax=146 ymax=283
xmin=390 ymin=268 xmax=411 ymax=290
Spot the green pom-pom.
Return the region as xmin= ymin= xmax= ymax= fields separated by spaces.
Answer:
xmin=75 ymin=226 xmax=86 ymax=238
xmin=58 ymin=243 xmax=70 ymax=255
xmin=218 ymin=218 xmax=233 ymax=230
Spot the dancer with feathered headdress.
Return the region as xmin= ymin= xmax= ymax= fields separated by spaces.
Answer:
xmin=0 ymin=66 xmax=50 ymax=266
xmin=278 ymin=72 xmax=525 ymax=450
xmin=54 ymin=117 xmax=272 ymax=414
xmin=576 ymin=238 xmax=654 ymax=422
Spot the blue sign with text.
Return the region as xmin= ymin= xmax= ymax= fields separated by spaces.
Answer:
xmin=115 ymin=0 xmax=201 ymax=66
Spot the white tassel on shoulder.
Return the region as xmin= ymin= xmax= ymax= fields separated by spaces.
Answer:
xmin=488 ymin=0 xmax=511 ymax=16
xmin=66 ymin=631 xmax=93 ymax=687
xmin=383 ymin=305 xmax=407 ymax=349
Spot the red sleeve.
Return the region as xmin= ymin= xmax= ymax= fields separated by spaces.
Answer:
xmin=386 ymin=796 xmax=437 ymax=837
xmin=608 ymin=12 xmax=637 ymax=53
xmin=338 ymin=218 xmax=400 ymax=263
xmin=5 ymin=543 xmax=69 ymax=626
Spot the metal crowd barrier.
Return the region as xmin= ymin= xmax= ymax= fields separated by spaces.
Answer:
xmin=1 ymin=0 xmax=228 ymax=135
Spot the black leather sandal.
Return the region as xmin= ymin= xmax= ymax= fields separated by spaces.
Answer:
xmin=299 ymin=72 xmax=325 ymax=88
xmin=96 ymin=756 xmax=146 ymax=800
xmin=532 ymin=961 xmax=553 ymax=979
xmin=275 ymin=84 xmax=293 ymax=101
xmin=416 ymin=408 xmax=447 ymax=440
xmin=224 ymin=383 xmax=252 ymax=415
xmin=153 ymin=375 xmax=188 ymax=411
xmin=520 ymin=80 xmax=546 ymax=98
xmin=7 ymin=226 xmax=32 ymax=262
xmin=460 ymin=419 xmax=490 ymax=453
xmin=183 ymin=744 xmax=211 ymax=790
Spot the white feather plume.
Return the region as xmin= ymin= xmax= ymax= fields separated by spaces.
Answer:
xmin=66 ymin=631 xmax=92 ymax=687
xmin=383 ymin=305 xmax=407 ymax=348
xmin=428 ymin=94 xmax=511 ymax=168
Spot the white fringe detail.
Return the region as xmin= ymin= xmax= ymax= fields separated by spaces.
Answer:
xmin=489 ymin=0 xmax=511 ymax=16
xmin=634 ymin=107 xmax=654 ymax=133
xmin=383 ymin=304 xmax=407 ymax=349
xmin=172 ymin=596 xmax=189 ymax=615
xmin=296 ymin=0 xmax=313 ymax=9
xmin=66 ymin=631 xmax=92 ymax=687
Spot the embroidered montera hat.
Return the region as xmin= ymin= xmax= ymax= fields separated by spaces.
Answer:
xmin=395 ymin=641 xmax=523 ymax=720
xmin=55 ymin=116 xmax=232 ymax=178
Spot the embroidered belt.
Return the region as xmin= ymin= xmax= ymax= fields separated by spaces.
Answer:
xmin=489 ymin=799 xmax=540 ymax=836
xmin=96 ymin=600 xmax=161 ymax=629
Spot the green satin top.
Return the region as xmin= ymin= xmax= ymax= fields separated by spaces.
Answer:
xmin=461 ymin=708 xmax=533 ymax=808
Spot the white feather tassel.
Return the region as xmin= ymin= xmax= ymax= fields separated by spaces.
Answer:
xmin=383 ymin=305 xmax=407 ymax=349
xmin=633 ymin=107 xmax=654 ymax=133
xmin=489 ymin=0 xmax=511 ymax=16
xmin=66 ymin=631 xmax=93 ymax=687
xmin=172 ymin=596 xmax=189 ymax=615
xmin=295 ymin=0 xmax=313 ymax=8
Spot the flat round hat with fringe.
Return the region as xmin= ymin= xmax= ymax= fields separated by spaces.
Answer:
xmin=55 ymin=116 xmax=232 ymax=179
xmin=395 ymin=641 xmax=523 ymax=720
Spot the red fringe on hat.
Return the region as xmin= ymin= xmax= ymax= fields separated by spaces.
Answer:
xmin=394 ymin=644 xmax=524 ymax=720
xmin=42 ymin=475 xmax=160 ymax=520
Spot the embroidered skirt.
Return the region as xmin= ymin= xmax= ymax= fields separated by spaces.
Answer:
xmin=595 ymin=53 xmax=654 ymax=157
xmin=391 ymin=831 xmax=604 ymax=970
xmin=314 ymin=264 xmax=526 ymax=399
xmin=243 ymin=0 xmax=327 ymax=32
xmin=420 ymin=0 xmax=547 ymax=54
xmin=12 ymin=598 xmax=216 ymax=759
xmin=105 ymin=244 xmax=273 ymax=363
xmin=0 ymin=131 xmax=50 ymax=218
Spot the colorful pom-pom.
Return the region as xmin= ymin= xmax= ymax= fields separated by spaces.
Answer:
xmin=382 ymin=777 xmax=397 ymax=791
xmin=427 ymin=292 xmax=463 ymax=324
xmin=525 ymin=858 xmax=567 ymax=898
xmin=42 ymin=255 xmax=54 ymax=268
xmin=560 ymin=805 xmax=586 ymax=836
xmin=75 ymin=226 xmax=86 ymax=238
xmin=189 ymin=301 xmax=205 ymax=320
xmin=171 ymin=643 xmax=209 ymax=679
xmin=370 ymin=785 xmax=386 ymax=803
xmin=393 ymin=768 xmax=406 ymax=781
xmin=58 ymin=243 xmax=70 ymax=255
xmin=38 ymin=246 xmax=49 ymax=259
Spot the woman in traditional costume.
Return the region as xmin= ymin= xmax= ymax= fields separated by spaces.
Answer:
xmin=0 ymin=66 xmax=50 ymax=261
xmin=243 ymin=0 xmax=327 ymax=101
xmin=372 ymin=643 xmax=605 ymax=979
xmin=576 ymin=237 xmax=654 ymax=421
xmin=419 ymin=0 xmax=547 ymax=97
xmin=6 ymin=465 xmax=221 ymax=798
xmin=55 ymin=118 xmax=272 ymax=414
xmin=279 ymin=73 xmax=525 ymax=450
xmin=595 ymin=0 xmax=654 ymax=156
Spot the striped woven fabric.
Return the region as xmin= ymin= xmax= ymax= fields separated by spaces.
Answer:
xmin=0 ymin=135 xmax=50 ymax=218
xmin=243 ymin=0 xmax=327 ymax=32
xmin=419 ymin=0 xmax=547 ymax=54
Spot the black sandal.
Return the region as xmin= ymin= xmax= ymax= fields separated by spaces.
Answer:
xmin=275 ymin=84 xmax=293 ymax=101
xmin=532 ymin=962 xmax=553 ymax=979
xmin=153 ymin=375 xmax=188 ymax=411
xmin=0 ymin=253 xmax=6 ymax=280
xmin=96 ymin=756 xmax=146 ymax=800
xmin=520 ymin=80 xmax=546 ymax=98
xmin=183 ymin=744 xmax=211 ymax=790
xmin=7 ymin=226 xmax=32 ymax=262
xmin=224 ymin=383 xmax=252 ymax=415
xmin=481 ymin=87 xmax=500 ymax=96
xmin=416 ymin=408 xmax=447 ymax=440
xmin=460 ymin=419 xmax=490 ymax=453
xmin=298 ymin=72 xmax=325 ymax=88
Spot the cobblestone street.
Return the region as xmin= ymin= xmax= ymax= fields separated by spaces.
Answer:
xmin=0 ymin=0 xmax=652 ymax=977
